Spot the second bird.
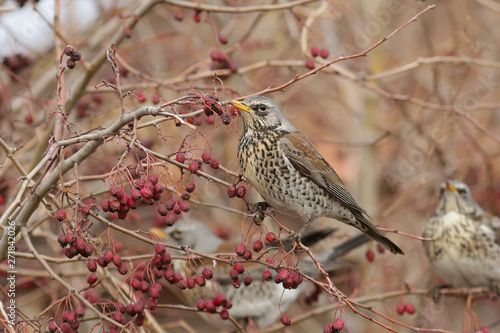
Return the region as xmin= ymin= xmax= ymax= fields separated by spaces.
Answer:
xmin=231 ymin=96 xmax=403 ymax=255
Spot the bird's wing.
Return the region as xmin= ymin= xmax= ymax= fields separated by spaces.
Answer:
xmin=279 ymin=132 xmax=367 ymax=216
xmin=481 ymin=213 xmax=500 ymax=246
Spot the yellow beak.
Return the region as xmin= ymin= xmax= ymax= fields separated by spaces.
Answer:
xmin=150 ymin=227 xmax=167 ymax=239
xmin=230 ymin=100 xmax=252 ymax=113
xmin=444 ymin=182 xmax=456 ymax=192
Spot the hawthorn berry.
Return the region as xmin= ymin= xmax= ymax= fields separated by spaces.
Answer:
xmin=305 ymin=59 xmax=315 ymax=69
xmin=56 ymin=209 xmax=67 ymax=221
xmin=366 ymin=250 xmax=375 ymax=262
xmin=311 ymin=46 xmax=320 ymax=57
xmin=196 ymin=299 xmax=206 ymax=311
xmin=319 ymin=48 xmax=329 ymax=59
xmin=253 ymin=240 xmax=264 ymax=252
xmin=227 ymin=185 xmax=237 ymax=198
xmin=404 ymin=303 xmax=416 ymax=314
xmin=188 ymin=161 xmax=199 ymax=173
xmin=265 ymin=232 xmax=277 ymax=243
xmin=175 ymin=153 xmax=186 ymax=163
xmin=280 ymin=314 xmax=291 ymax=326
xmin=332 ymin=318 xmax=344 ymax=331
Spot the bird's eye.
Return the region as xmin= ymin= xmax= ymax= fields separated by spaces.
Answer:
xmin=457 ymin=188 xmax=467 ymax=195
xmin=259 ymin=104 xmax=268 ymax=112
xmin=171 ymin=230 xmax=183 ymax=240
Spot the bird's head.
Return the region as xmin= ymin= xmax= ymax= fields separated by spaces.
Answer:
xmin=150 ymin=219 xmax=223 ymax=253
xmin=231 ymin=96 xmax=296 ymax=132
xmin=436 ymin=180 xmax=483 ymax=216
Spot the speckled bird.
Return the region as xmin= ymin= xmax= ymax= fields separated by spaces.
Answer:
xmin=231 ymin=96 xmax=403 ymax=255
xmin=153 ymin=219 xmax=370 ymax=330
xmin=422 ymin=180 xmax=500 ymax=289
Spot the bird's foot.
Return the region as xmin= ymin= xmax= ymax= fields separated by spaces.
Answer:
xmin=427 ymin=284 xmax=451 ymax=303
xmin=250 ymin=201 xmax=270 ymax=225
xmin=489 ymin=282 xmax=500 ymax=298
xmin=286 ymin=230 xmax=303 ymax=243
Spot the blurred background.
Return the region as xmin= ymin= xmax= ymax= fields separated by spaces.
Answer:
xmin=1 ymin=0 xmax=499 ymax=332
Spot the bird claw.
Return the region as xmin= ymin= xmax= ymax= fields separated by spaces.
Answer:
xmin=427 ymin=284 xmax=451 ymax=303
xmin=250 ymin=201 xmax=270 ymax=225
xmin=286 ymin=231 xmax=302 ymax=243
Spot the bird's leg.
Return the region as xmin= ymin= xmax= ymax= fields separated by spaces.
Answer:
xmin=249 ymin=201 xmax=270 ymax=225
xmin=427 ymin=284 xmax=452 ymax=303
xmin=286 ymin=217 xmax=316 ymax=243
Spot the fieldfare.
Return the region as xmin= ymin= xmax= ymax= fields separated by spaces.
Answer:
xmin=422 ymin=180 xmax=500 ymax=289
xmin=152 ymin=219 xmax=370 ymax=329
xmin=231 ymin=96 xmax=403 ymax=255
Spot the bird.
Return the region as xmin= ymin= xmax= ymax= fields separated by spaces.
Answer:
xmin=230 ymin=95 xmax=403 ymax=255
xmin=422 ymin=180 xmax=500 ymax=290
xmin=152 ymin=219 xmax=370 ymax=330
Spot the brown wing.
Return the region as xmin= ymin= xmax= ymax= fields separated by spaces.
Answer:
xmin=482 ymin=213 xmax=500 ymax=247
xmin=279 ymin=132 xmax=368 ymax=217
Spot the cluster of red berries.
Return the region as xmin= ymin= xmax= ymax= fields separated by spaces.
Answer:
xmin=396 ymin=302 xmax=416 ymax=315
xmin=366 ymin=245 xmax=386 ymax=262
xmin=57 ymin=229 xmax=94 ymax=259
xmin=196 ymin=292 xmax=232 ymax=320
xmin=323 ymin=318 xmax=345 ymax=332
xmin=101 ymin=174 xmax=164 ymax=219
xmin=202 ymin=94 xmax=234 ymax=125
xmin=305 ymin=46 xmax=331 ymax=69
xmin=2 ymin=53 xmax=32 ymax=74
xmin=87 ymin=250 xmax=128 ymax=284
xmin=209 ymin=50 xmax=238 ymax=73
xmin=227 ymin=185 xmax=247 ymax=199
xmin=47 ymin=307 xmax=85 ymax=333
xmin=175 ymin=152 xmax=219 ymax=172
xmin=64 ymin=45 xmax=82 ymax=69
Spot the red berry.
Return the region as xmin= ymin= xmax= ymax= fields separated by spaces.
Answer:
xmin=135 ymin=179 xmax=146 ymax=188
xmin=132 ymin=301 xmax=144 ymax=314
xmin=262 ymin=270 xmax=273 ymax=281
xmin=243 ymin=275 xmax=253 ymax=286
xmin=70 ymin=50 xmax=81 ymax=61
xmin=196 ymin=275 xmax=206 ymax=287
xmin=253 ymin=240 xmax=264 ymax=252
xmin=396 ymin=303 xmax=405 ymax=315
xmin=58 ymin=234 xmax=67 ymax=247
xmin=175 ymin=153 xmax=186 ymax=163
xmin=229 ymin=269 xmax=239 ymax=280
xmin=209 ymin=158 xmax=219 ymax=169
xmin=140 ymin=280 xmax=150 ymax=292
xmin=109 ymin=185 xmax=123 ymax=198
xmin=188 ymin=161 xmax=199 ymax=174
xmin=48 ymin=321 xmax=57 ymax=332
xmin=219 ymin=34 xmax=228 ymax=44
xmin=235 ymin=244 xmax=246 ymax=256
xmin=220 ymin=308 xmax=230 ymax=320
xmin=87 ymin=260 xmax=97 ymax=272
xmin=323 ymin=323 xmax=334 ymax=333
xmin=135 ymin=91 xmax=146 ymax=102
xmin=87 ymin=273 xmax=98 ymax=285
xmin=365 ymin=250 xmax=375 ymax=262
xmin=186 ymin=276 xmax=196 ymax=289
xmin=265 ymin=232 xmax=277 ymax=243
xmin=205 ymin=300 xmax=216 ymax=313
xmin=319 ymin=48 xmax=329 ymax=59
xmin=24 ymin=114 xmax=33 ymax=124
xmin=332 ymin=318 xmax=344 ymax=331
xmin=101 ymin=199 xmax=111 ymax=212
xmin=56 ymin=209 xmax=67 ymax=221
xmin=74 ymin=238 xmax=85 ymax=252
xmin=131 ymin=278 xmax=141 ymax=291
xmin=202 ymin=268 xmax=213 ymax=279
xmin=196 ymin=299 xmax=206 ymax=311
xmin=112 ymin=254 xmax=122 ymax=266
xmin=155 ymin=243 xmax=166 ymax=255
xmin=103 ymin=251 xmax=113 ymax=263
xmin=130 ymin=189 xmax=142 ymax=200
xmin=193 ymin=11 xmax=201 ymax=22
xmin=404 ymin=303 xmax=415 ymax=314
xmin=227 ymin=185 xmax=237 ymax=198
xmin=242 ymin=248 xmax=252 ymax=260
xmin=280 ymin=314 xmax=291 ymax=326
xmin=157 ymin=204 xmax=168 ymax=216
xmin=117 ymin=264 xmax=128 ymax=275
xmin=201 ymin=151 xmax=212 ymax=163
xmin=231 ymin=262 xmax=243 ymax=273
xmin=236 ymin=186 xmax=246 ymax=198
xmin=186 ymin=182 xmax=196 ymax=193
xmin=377 ymin=244 xmax=386 ymax=254
xmin=64 ymin=45 xmax=74 ymax=55
xmin=66 ymin=58 xmax=76 ymax=69
xmin=311 ymin=46 xmax=320 ymax=57
xmin=232 ymin=279 xmax=242 ymax=288
xmin=481 ymin=326 xmax=491 ymax=333
xmin=305 ymin=59 xmax=315 ymax=69
xmin=140 ymin=187 xmax=153 ymax=198
xmin=212 ymin=293 xmax=227 ymax=306
xmin=275 ymin=269 xmax=289 ymax=283
xmin=148 ymin=174 xmax=159 ymax=185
